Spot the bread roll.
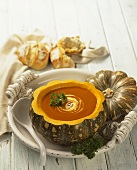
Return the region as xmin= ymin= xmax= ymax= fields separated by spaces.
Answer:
xmin=57 ymin=36 xmax=85 ymax=53
xmin=50 ymin=36 xmax=85 ymax=69
xmin=17 ymin=41 xmax=51 ymax=70
xmin=50 ymin=47 xmax=74 ymax=69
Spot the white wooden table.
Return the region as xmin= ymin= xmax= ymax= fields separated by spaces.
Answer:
xmin=0 ymin=0 xmax=137 ymax=169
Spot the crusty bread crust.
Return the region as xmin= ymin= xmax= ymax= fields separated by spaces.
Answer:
xmin=50 ymin=36 xmax=85 ymax=69
xmin=57 ymin=36 xmax=85 ymax=53
xmin=50 ymin=47 xmax=74 ymax=69
xmin=17 ymin=41 xmax=50 ymax=70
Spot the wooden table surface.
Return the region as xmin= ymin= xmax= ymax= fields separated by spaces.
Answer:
xmin=0 ymin=0 xmax=137 ymax=169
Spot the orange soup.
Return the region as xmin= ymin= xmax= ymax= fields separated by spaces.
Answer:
xmin=41 ymin=86 xmax=97 ymax=121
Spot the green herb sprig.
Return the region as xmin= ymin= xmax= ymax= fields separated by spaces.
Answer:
xmin=71 ymin=135 xmax=104 ymax=159
xmin=50 ymin=92 xmax=67 ymax=106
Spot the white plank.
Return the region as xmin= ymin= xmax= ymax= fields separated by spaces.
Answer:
xmin=75 ymin=0 xmax=113 ymax=73
xmin=10 ymin=129 xmax=76 ymax=170
xmin=119 ymin=0 xmax=137 ymax=58
xmin=30 ymin=0 xmax=57 ymax=40
xmin=46 ymin=156 xmax=76 ymax=170
xmin=129 ymin=123 xmax=137 ymax=161
xmin=52 ymin=0 xmax=80 ymax=39
xmin=0 ymin=134 xmax=11 ymax=170
xmin=97 ymin=0 xmax=137 ymax=79
xmin=76 ymin=154 xmax=108 ymax=170
xmin=8 ymin=0 xmax=32 ymax=35
xmin=27 ymin=150 xmax=44 ymax=170
xmin=0 ymin=0 xmax=9 ymax=46
xmin=119 ymin=0 xmax=137 ymax=162
xmin=0 ymin=1 xmax=11 ymax=169
xmin=11 ymin=134 xmax=43 ymax=170
xmin=105 ymin=137 xmax=137 ymax=170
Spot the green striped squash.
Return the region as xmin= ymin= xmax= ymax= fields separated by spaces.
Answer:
xmin=86 ymin=70 xmax=137 ymax=120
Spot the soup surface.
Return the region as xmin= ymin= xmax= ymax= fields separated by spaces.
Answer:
xmin=41 ymin=86 xmax=97 ymax=121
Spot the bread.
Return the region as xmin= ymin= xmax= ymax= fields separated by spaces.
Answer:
xmin=57 ymin=36 xmax=85 ymax=53
xmin=50 ymin=36 xmax=85 ymax=69
xmin=17 ymin=41 xmax=51 ymax=70
xmin=50 ymin=47 xmax=74 ymax=69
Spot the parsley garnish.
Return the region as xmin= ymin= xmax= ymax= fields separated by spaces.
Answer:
xmin=71 ymin=135 xmax=104 ymax=159
xmin=50 ymin=92 xmax=67 ymax=106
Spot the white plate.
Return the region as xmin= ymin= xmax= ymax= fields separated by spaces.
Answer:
xmin=7 ymin=68 xmax=94 ymax=158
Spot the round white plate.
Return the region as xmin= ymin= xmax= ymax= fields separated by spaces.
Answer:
xmin=7 ymin=68 xmax=93 ymax=158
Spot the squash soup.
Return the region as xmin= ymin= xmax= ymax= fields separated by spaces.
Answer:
xmin=41 ymin=86 xmax=97 ymax=121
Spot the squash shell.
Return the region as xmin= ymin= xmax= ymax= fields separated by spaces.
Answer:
xmin=30 ymin=80 xmax=107 ymax=145
xmin=30 ymin=108 xmax=107 ymax=145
